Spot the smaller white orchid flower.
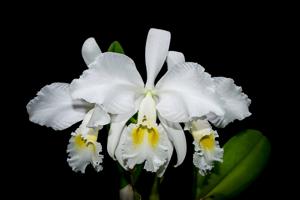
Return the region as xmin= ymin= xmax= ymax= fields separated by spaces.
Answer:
xmin=186 ymin=119 xmax=223 ymax=175
xmin=26 ymin=38 xmax=110 ymax=173
xmin=67 ymin=108 xmax=104 ymax=173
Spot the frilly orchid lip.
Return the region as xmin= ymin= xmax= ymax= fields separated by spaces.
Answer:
xmin=67 ymin=109 xmax=104 ymax=173
xmin=188 ymin=119 xmax=223 ymax=175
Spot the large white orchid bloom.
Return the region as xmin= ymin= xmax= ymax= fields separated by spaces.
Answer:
xmin=70 ymin=28 xmax=251 ymax=176
xmin=26 ymin=38 xmax=110 ymax=173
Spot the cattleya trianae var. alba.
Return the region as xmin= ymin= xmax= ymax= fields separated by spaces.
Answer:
xmin=27 ymin=28 xmax=251 ymax=177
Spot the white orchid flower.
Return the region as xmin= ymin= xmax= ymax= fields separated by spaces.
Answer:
xmin=70 ymin=29 xmax=181 ymax=176
xmin=26 ymin=38 xmax=110 ymax=173
xmin=70 ymin=28 xmax=251 ymax=176
xmin=167 ymin=51 xmax=251 ymax=174
xmin=185 ymin=119 xmax=223 ymax=175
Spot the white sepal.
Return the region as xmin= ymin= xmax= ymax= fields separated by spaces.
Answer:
xmin=82 ymin=37 xmax=102 ymax=66
xmin=145 ymin=28 xmax=171 ymax=88
xmin=167 ymin=51 xmax=185 ymax=70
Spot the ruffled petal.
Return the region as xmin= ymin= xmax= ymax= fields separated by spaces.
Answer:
xmin=156 ymin=62 xmax=224 ymax=123
xmin=206 ymin=77 xmax=251 ymax=127
xmin=26 ymin=83 xmax=90 ymax=130
xmin=71 ymin=52 xmax=144 ymax=114
xmin=145 ymin=28 xmax=171 ymax=88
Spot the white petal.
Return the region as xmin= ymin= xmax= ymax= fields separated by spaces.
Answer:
xmin=26 ymin=83 xmax=91 ymax=130
xmin=156 ymin=63 xmax=224 ymax=123
xmin=159 ymin=115 xmax=186 ymax=167
xmin=206 ymin=77 xmax=251 ymax=127
xmin=107 ymin=112 xmax=134 ymax=160
xmin=87 ymin=105 xmax=110 ymax=128
xmin=115 ymin=124 xmax=130 ymax=169
xmin=82 ymin=37 xmax=102 ymax=66
xmin=108 ymin=97 xmax=142 ymax=161
xmin=71 ymin=52 xmax=144 ymax=114
xmin=67 ymin=130 xmax=103 ymax=173
xmin=145 ymin=28 xmax=171 ymax=88
xmin=167 ymin=51 xmax=185 ymax=70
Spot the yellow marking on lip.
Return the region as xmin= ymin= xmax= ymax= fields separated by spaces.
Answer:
xmin=148 ymin=127 xmax=159 ymax=148
xmin=132 ymin=126 xmax=160 ymax=148
xmin=132 ymin=127 xmax=145 ymax=146
xmin=200 ymin=133 xmax=215 ymax=150
xmin=74 ymin=134 xmax=86 ymax=149
xmin=74 ymin=133 xmax=96 ymax=152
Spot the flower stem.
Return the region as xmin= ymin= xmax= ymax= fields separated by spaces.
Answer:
xmin=149 ymin=176 xmax=160 ymax=200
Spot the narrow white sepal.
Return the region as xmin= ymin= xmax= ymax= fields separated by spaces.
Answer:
xmin=145 ymin=28 xmax=171 ymax=88
xmin=82 ymin=37 xmax=102 ymax=66
xmin=167 ymin=51 xmax=185 ymax=70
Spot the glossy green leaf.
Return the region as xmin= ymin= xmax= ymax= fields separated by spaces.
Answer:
xmin=107 ymin=41 xmax=125 ymax=54
xmin=196 ymin=129 xmax=271 ymax=200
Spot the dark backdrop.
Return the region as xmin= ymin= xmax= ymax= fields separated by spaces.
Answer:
xmin=7 ymin=4 xmax=290 ymax=200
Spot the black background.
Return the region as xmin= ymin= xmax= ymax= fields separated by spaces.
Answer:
xmin=6 ymin=3 xmax=292 ymax=199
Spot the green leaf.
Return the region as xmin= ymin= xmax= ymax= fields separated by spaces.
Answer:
xmin=196 ymin=129 xmax=271 ymax=200
xmin=107 ymin=41 xmax=125 ymax=54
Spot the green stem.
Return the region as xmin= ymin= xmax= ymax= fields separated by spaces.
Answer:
xmin=149 ymin=176 xmax=160 ymax=200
